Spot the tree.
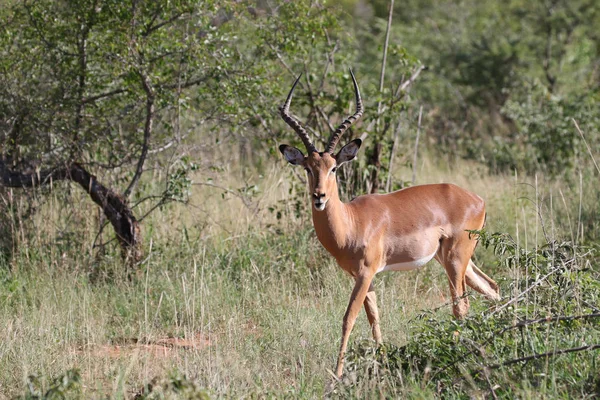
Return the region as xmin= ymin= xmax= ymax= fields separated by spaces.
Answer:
xmin=0 ymin=0 xmax=246 ymax=262
xmin=2 ymin=0 xmax=385 ymax=264
xmin=365 ymin=0 xmax=600 ymax=173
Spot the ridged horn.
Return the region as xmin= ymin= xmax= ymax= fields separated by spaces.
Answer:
xmin=279 ymin=73 xmax=317 ymax=154
xmin=325 ymin=69 xmax=363 ymax=153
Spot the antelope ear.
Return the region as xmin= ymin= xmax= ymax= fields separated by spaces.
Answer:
xmin=336 ymin=139 xmax=362 ymax=165
xmin=279 ymin=144 xmax=305 ymax=166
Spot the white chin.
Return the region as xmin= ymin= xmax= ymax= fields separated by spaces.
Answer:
xmin=314 ymin=200 xmax=328 ymax=211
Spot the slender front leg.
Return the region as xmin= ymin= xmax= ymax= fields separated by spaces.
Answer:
xmin=364 ymin=283 xmax=382 ymax=344
xmin=335 ymin=272 xmax=374 ymax=377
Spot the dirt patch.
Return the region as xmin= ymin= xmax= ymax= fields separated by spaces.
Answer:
xmin=77 ymin=334 xmax=211 ymax=359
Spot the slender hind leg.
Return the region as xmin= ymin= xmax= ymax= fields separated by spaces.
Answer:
xmin=465 ymin=260 xmax=500 ymax=300
xmin=462 ymin=208 xmax=500 ymax=300
xmin=363 ymin=283 xmax=382 ymax=344
xmin=436 ymin=233 xmax=478 ymax=319
xmin=446 ymin=264 xmax=469 ymax=319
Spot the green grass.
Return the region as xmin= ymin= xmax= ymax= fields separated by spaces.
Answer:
xmin=1 ymin=159 xmax=599 ymax=398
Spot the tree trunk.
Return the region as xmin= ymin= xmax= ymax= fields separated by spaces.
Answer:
xmin=368 ymin=142 xmax=382 ymax=194
xmin=0 ymin=160 xmax=142 ymax=263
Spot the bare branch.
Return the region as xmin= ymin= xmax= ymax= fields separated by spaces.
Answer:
xmin=124 ymin=70 xmax=155 ymax=199
xmin=508 ymin=313 xmax=600 ymax=331
xmin=163 ymin=75 xmax=211 ymax=90
xmin=82 ymin=88 xmax=128 ymax=104
xmin=543 ymin=14 xmax=556 ymax=92
xmin=74 ymin=2 xmax=98 ymax=152
xmin=317 ymin=41 xmax=339 ymax=93
xmin=316 ymin=106 xmax=336 ymax=135
xmin=142 ymin=12 xmax=187 ymax=37
xmin=192 ymin=181 xmax=255 ymax=210
xmin=487 ymin=261 xmax=572 ymax=318
xmin=268 ymin=43 xmax=297 ymax=79
xmin=396 ymin=65 xmax=427 ymax=96
xmin=411 ymin=106 xmax=423 ymax=185
xmin=376 ymin=0 xmax=394 ymax=117
xmin=385 ymin=116 xmax=402 ymax=192
xmin=148 ymin=133 xmax=189 ymax=155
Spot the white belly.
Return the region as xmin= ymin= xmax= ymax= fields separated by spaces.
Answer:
xmin=376 ymin=250 xmax=437 ymax=273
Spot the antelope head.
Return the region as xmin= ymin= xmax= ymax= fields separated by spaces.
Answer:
xmin=279 ymin=71 xmax=364 ymax=211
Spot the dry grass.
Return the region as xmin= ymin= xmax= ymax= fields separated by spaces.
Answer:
xmin=0 ymin=151 xmax=597 ymax=398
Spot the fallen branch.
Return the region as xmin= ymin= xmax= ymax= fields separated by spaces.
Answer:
xmin=0 ymin=160 xmax=142 ymax=263
xmin=486 ymin=344 xmax=600 ymax=369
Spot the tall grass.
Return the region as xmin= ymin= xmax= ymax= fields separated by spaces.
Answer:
xmin=1 ymin=154 xmax=599 ymax=398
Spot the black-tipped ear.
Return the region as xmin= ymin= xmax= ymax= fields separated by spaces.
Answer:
xmin=279 ymin=144 xmax=305 ymax=166
xmin=335 ymin=138 xmax=362 ymax=165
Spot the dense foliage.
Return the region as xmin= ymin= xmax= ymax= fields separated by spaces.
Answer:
xmin=377 ymin=0 xmax=600 ymax=174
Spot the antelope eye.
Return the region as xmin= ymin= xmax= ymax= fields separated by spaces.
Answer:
xmin=331 ymin=167 xmax=337 ymax=174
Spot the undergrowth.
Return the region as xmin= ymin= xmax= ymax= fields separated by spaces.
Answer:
xmin=3 ymin=163 xmax=600 ymax=398
xmin=8 ymin=223 xmax=600 ymax=398
xmin=335 ymin=231 xmax=600 ymax=398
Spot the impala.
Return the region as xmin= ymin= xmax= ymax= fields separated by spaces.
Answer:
xmin=278 ymin=71 xmax=500 ymax=378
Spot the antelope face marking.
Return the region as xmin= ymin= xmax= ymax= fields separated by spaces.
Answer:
xmin=305 ymin=152 xmax=337 ymax=212
xmin=278 ymin=148 xmax=337 ymax=212
xmin=279 ymin=140 xmax=361 ymax=212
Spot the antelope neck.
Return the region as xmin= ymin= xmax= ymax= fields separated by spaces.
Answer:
xmin=311 ymin=186 xmax=353 ymax=252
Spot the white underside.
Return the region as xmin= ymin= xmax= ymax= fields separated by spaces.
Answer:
xmin=377 ymin=250 xmax=437 ymax=273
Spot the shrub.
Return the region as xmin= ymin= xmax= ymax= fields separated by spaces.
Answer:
xmin=334 ymin=230 xmax=600 ymax=398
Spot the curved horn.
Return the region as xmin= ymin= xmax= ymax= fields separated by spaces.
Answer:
xmin=279 ymin=74 xmax=317 ymax=154
xmin=325 ymin=69 xmax=363 ymax=153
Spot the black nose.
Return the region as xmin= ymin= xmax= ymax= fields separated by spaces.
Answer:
xmin=313 ymin=193 xmax=325 ymax=200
